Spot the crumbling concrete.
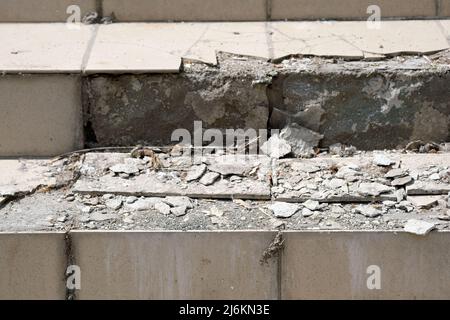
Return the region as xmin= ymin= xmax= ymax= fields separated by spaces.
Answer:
xmin=83 ymin=58 xmax=270 ymax=147
xmin=270 ymin=56 xmax=450 ymax=150
xmin=84 ymin=53 xmax=450 ymax=151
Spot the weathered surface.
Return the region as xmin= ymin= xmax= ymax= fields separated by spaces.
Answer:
xmin=0 ymin=158 xmax=72 ymax=197
xmin=84 ymin=59 xmax=270 ymax=147
xmin=270 ymin=57 xmax=450 ymax=150
xmin=73 ymin=153 xmax=272 ymax=200
xmin=84 ymin=54 xmax=450 ymax=150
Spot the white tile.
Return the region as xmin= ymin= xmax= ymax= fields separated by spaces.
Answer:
xmin=0 ymin=23 xmax=95 ymax=73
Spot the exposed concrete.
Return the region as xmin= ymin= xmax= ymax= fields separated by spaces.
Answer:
xmin=84 ymin=54 xmax=450 ymax=150
xmin=282 ymin=231 xmax=450 ymax=299
xmin=0 ymin=232 xmax=66 ymax=299
xmin=71 ymin=231 xmax=278 ymax=299
xmin=0 ymin=74 xmax=84 ymax=157
xmin=0 ymin=0 xmax=96 ymax=22
xmin=271 ymin=57 xmax=450 ymax=150
xmin=83 ymin=59 xmax=270 ymax=147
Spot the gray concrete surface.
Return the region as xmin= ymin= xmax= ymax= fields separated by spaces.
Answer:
xmin=282 ymin=231 xmax=450 ymax=299
xmin=1 ymin=0 xmax=447 ymax=22
xmin=0 ymin=0 xmax=96 ymax=22
xmin=71 ymin=231 xmax=278 ymax=299
xmin=0 ymin=232 xmax=66 ymax=299
xmin=0 ymin=75 xmax=84 ymax=157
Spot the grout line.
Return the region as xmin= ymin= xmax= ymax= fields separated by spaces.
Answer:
xmin=266 ymin=0 xmax=273 ymax=20
xmin=96 ymin=0 xmax=104 ymax=18
xmin=277 ymin=237 xmax=283 ymax=300
xmin=81 ymin=25 xmax=100 ymax=73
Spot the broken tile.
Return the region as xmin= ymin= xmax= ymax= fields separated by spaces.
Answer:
xmin=404 ymin=219 xmax=436 ymax=236
xmin=407 ymin=181 xmax=450 ymax=195
xmin=199 ymin=172 xmax=220 ymax=186
xmin=163 ymin=196 xmax=193 ymax=209
xmin=0 ymin=159 xmax=62 ymax=197
xmin=280 ymin=124 xmax=323 ymax=158
xmin=260 ymin=134 xmax=292 ymax=159
xmin=105 ymin=198 xmax=123 ymax=210
xmin=303 ymin=200 xmax=320 ymax=211
xmin=155 ymin=202 xmax=171 ymax=215
xmin=185 ymin=164 xmax=207 ymax=182
xmin=269 ymin=202 xmax=300 ymax=218
xmin=373 ymin=154 xmax=395 ymax=167
xmin=391 ymin=176 xmax=413 ymax=187
xmin=385 ymin=169 xmax=408 ymax=179
xmin=407 ymin=196 xmax=440 ymax=210
xmin=171 ymin=205 xmax=188 ymax=217
xmin=357 ymin=182 xmax=394 ymax=197
xmin=354 ymin=206 xmax=382 ymax=218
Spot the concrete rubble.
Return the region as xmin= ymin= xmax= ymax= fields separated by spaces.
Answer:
xmin=0 ymin=149 xmax=448 ymax=234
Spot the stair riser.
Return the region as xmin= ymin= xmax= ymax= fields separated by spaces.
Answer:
xmin=0 ymin=0 xmax=449 ymax=22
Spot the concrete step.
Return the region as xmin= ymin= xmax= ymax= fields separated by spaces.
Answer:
xmin=1 ymin=21 xmax=449 ymax=157
xmin=2 ymin=230 xmax=450 ymax=299
xmin=1 ymin=0 xmax=449 ymax=22
xmin=0 ymin=151 xmax=449 ymax=299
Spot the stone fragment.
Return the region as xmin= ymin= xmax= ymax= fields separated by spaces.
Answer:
xmin=171 ymin=205 xmax=188 ymax=217
xmin=329 ymin=143 xmax=357 ymax=157
xmin=429 ymin=173 xmax=440 ymax=180
xmin=155 ymin=202 xmax=171 ymax=215
xmin=105 ymin=198 xmax=123 ymax=210
xmin=407 ymin=196 xmax=440 ymax=209
xmin=335 ymin=165 xmax=361 ymax=180
xmin=395 ymin=188 xmax=407 ymax=202
xmin=354 ymin=206 xmax=382 ymax=218
xmin=301 ymin=208 xmax=314 ymax=217
xmin=260 ymin=134 xmax=291 ymax=159
xmin=163 ymin=196 xmax=193 ymax=209
xmin=391 ymin=175 xmax=413 ymax=187
xmin=126 ymin=196 xmax=138 ymax=204
xmin=109 ymin=162 xmax=140 ymax=175
xmin=324 ymin=178 xmax=346 ymax=189
xmin=81 ymin=206 xmax=93 ymax=214
xmin=186 ymin=164 xmax=207 ymax=181
xmin=0 ymin=197 xmax=7 ymax=206
xmin=123 ymin=217 xmax=134 ymax=224
xmin=404 ymin=219 xmax=435 ymax=236
xmin=269 ymin=202 xmax=300 ymax=218
xmin=280 ymin=124 xmax=323 ymax=158
xmin=406 ymin=181 xmax=450 ymax=195
xmin=124 ymin=197 xmax=161 ymax=211
xmin=199 ymin=172 xmax=220 ymax=186
xmin=303 ymin=199 xmax=320 ymax=211
xmin=385 ymin=169 xmax=408 ymax=179
xmin=397 ymin=200 xmax=414 ymax=212
xmin=382 ymin=200 xmax=396 ymax=207
xmin=373 ymin=154 xmax=395 ymax=167
xmin=102 ymin=194 xmax=114 ymax=200
xmin=358 ymin=182 xmax=393 ymax=196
